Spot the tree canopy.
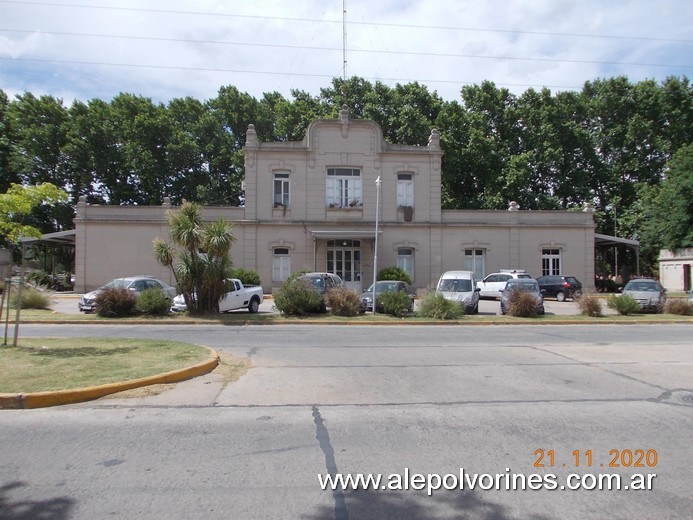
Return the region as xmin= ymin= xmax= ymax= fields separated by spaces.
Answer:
xmin=1 ymin=75 xmax=692 ymax=274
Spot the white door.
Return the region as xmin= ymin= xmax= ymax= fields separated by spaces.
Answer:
xmin=327 ymin=240 xmax=362 ymax=292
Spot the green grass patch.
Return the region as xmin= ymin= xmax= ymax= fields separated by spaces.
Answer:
xmin=0 ymin=337 xmax=212 ymax=393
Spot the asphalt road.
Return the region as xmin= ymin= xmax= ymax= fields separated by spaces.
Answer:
xmin=2 ymin=324 xmax=692 ymax=520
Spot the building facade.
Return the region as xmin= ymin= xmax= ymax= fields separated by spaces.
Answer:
xmin=659 ymin=248 xmax=693 ymax=292
xmin=74 ymin=108 xmax=596 ymax=294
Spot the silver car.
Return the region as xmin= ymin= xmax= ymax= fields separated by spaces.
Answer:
xmin=621 ymin=279 xmax=666 ymax=313
xmin=79 ymin=276 xmax=176 ymax=313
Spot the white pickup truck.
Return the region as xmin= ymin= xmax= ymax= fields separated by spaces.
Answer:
xmin=171 ymin=279 xmax=264 ymax=313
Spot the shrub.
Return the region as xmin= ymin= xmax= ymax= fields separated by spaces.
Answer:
xmin=230 ymin=268 xmax=261 ymax=287
xmin=274 ymin=278 xmax=323 ymax=316
xmin=376 ymin=290 xmax=411 ymax=317
xmin=575 ymin=293 xmax=602 ymax=317
xmin=607 ymin=294 xmax=640 ymax=315
xmin=417 ymin=291 xmax=464 ymax=320
xmin=377 ymin=266 xmax=412 ymax=286
xmin=96 ymin=287 xmax=138 ymax=317
xmin=11 ymin=287 xmax=52 ymax=309
xmin=325 ymin=286 xmax=362 ymax=316
xmin=665 ymin=299 xmax=693 ymax=316
xmin=27 ymin=270 xmax=51 ymax=288
xmin=136 ymin=287 xmax=171 ymax=316
xmin=507 ymin=290 xmax=540 ymax=317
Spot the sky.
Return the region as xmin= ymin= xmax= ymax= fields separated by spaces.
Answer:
xmin=1 ymin=0 xmax=692 ymax=105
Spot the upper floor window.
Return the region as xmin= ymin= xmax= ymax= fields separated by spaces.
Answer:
xmin=326 ymin=168 xmax=362 ymax=208
xmin=397 ymin=173 xmax=414 ymax=207
xmin=542 ymin=248 xmax=561 ymax=276
xmin=273 ymin=172 xmax=290 ymax=207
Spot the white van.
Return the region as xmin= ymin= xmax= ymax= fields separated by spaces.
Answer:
xmin=436 ymin=270 xmax=481 ymax=314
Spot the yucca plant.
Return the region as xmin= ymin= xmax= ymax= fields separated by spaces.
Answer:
xmin=153 ymin=201 xmax=236 ymax=314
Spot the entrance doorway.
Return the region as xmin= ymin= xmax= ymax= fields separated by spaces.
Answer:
xmin=327 ymin=240 xmax=362 ymax=292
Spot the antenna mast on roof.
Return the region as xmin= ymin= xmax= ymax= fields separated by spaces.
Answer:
xmin=342 ymin=0 xmax=347 ymax=80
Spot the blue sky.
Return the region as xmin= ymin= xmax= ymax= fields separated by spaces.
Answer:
xmin=1 ymin=0 xmax=692 ymax=105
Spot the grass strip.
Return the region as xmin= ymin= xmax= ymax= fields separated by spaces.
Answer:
xmin=0 ymin=337 xmax=212 ymax=393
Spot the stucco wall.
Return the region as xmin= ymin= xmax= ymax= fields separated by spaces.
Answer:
xmin=74 ymin=111 xmax=595 ymax=295
xmin=659 ymin=248 xmax=693 ymax=292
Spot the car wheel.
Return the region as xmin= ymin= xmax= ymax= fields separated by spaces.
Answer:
xmin=556 ymin=291 xmax=566 ymax=302
xmin=472 ymin=303 xmax=479 ymax=315
xmin=248 ymin=298 xmax=260 ymax=313
xmin=572 ymin=290 xmax=582 ymax=300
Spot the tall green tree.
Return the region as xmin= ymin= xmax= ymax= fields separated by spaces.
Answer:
xmin=641 ymin=143 xmax=693 ymax=252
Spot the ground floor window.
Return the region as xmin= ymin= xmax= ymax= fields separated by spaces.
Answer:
xmin=464 ymin=249 xmax=485 ymax=280
xmin=397 ymin=248 xmax=414 ymax=282
xmin=272 ymin=248 xmax=291 ymax=281
xmin=542 ymin=248 xmax=561 ymax=276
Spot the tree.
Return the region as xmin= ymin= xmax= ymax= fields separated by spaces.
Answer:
xmin=641 ymin=143 xmax=693 ymax=252
xmin=153 ymin=201 xmax=235 ymax=314
xmin=0 ymin=182 xmax=68 ymax=246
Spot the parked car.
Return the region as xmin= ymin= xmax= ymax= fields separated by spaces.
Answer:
xmin=79 ymin=276 xmax=176 ymax=313
xmin=361 ymin=280 xmax=416 ymax=312
xmin=621 ymin=278 xmax=667 ymax=312
xmin=536 ymin=275 xmax=583 ymax=302
xmin=499 ymin=279 xmax=545 ymax=315
xmin=478 ymin=270 xmax=532 ymax=299
xmin=297 ymin=272 xmax=342 ymax=312
xmin=171 ymin=279 xmax=264 ymax=313
xmin=435 ymin=270 xmax=481 ymax=314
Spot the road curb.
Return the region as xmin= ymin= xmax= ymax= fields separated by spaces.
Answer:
xmin=0 ymin=347 xmax=220 ymax=409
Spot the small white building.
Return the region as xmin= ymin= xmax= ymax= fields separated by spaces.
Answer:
xmin=659 ymin=248 xmax=693 ymax=292
xmin=74 ymin=108 xmax=597 ymax=293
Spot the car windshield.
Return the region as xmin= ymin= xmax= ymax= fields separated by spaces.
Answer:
xmin=438 ymin=279 xmax=472 ymax=292
xmin=102 ymin=279 xmax=131 ymax=289
xmin=367 ymin=282 xmax=400 ymax=293
xmin=506 ymin=281 xmax=539 ymax=292
xmin=625 ymin=282 xmax=659 ymax=292
xmin=306 ymin=277 xmax=324 ymax=289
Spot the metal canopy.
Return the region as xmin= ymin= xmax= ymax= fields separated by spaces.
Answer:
xmin=310 ymin=230 xmax=381 ymax=240
xmin=594 ymin=233 xmax=640 ymax=248
xmin=19 ymin=229 xmax=76 ymax=247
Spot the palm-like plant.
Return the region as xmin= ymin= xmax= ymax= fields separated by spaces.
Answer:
xmin=153 ymin=201 xmax=235 ymax=313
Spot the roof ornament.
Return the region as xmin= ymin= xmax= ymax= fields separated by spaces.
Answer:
xmin=340 ymin=104 xmax=350 ymax=137
xmin=245 ymin=124 xmax=259 ymax=147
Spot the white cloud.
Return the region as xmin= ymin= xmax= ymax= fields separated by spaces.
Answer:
xmin=0 ymin=0 xmax=691 ymax=104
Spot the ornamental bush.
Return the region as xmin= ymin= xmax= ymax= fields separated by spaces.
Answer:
xmin=575 ymin=293 xmax=603 ymax=317
xmin=377 ymin=266 xmax=413 ymax=286
xmin=376 ymin=290 xmax=411 ymax=317
xmin=11 ymin=287 xmax=52 ymax=310
xmin=96 ymin=287 xmax=138 ymax=317
xmin=274 ymin=278 xmax=323 ymax=316
xmin=606 ymin=294 xmax=641 ymax=315
xmin=26 ymin=270 xmax=51 ymax=288
xmin=325 ymin=286 xmax=362 ymax=316
xmin=417 ymin=291 xmax=464 ymax=320
xmin=136 ymin=287 xmax=171 ymax=316
xmin=230 ymin=268 xmax=261 ymax=287
xmin=665 ymin=299 xmax=693 ymax=316
xmin=507 ymin=290 xmax=541 ymax=317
